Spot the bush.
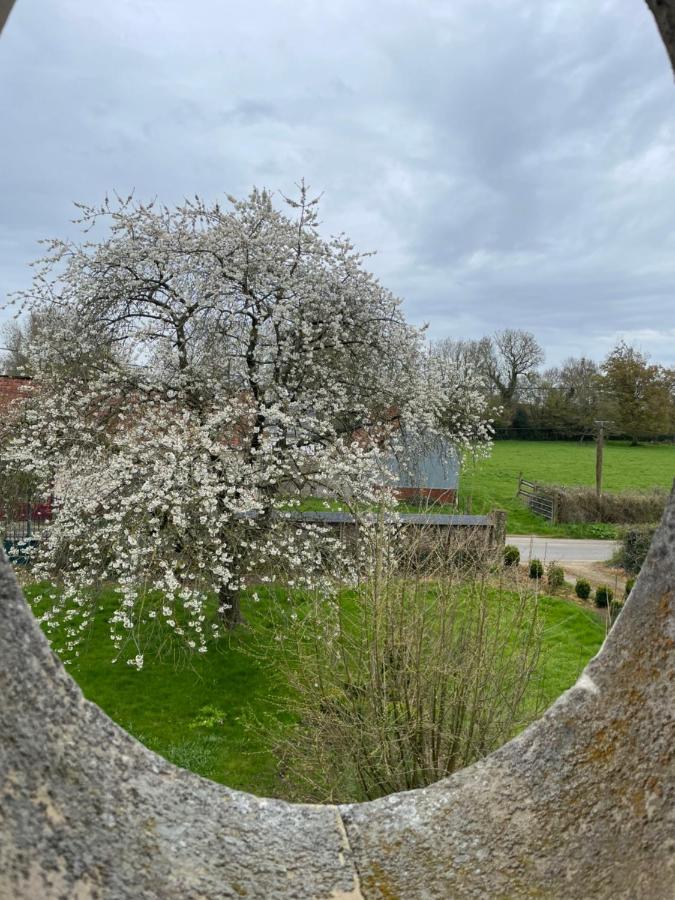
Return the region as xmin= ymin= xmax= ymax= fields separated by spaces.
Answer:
xmin=624 ymin=577 xmax=635 ymax=599
xmin=268 ymin=524 xmax=546 ymax=803
xmin=447 ymin=545 xmax=490 ymax=574
xmin=609 ymin=599 xmax=623 ymax=621
xmin=529 ymin=558 xmax=543 ymax=579
xmin=575 ymin=578 xmax=591 ymax=600
xmin=616 ymin=525 xmax=658 ymax=574
xmin=546 ymin=564 xmax=565 ymax=591
xmin=595 ymin=585 xmax=614 ymax=608
xmin=543 ymin=486 xmax=667 ymax=525
xmin=504 ymin=544 xmax=520 ymax=567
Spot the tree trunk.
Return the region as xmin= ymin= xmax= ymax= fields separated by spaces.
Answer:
xmin=218 ymin=584 xmax=245 ymax=629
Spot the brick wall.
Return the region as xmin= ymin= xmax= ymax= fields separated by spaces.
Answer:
xmin=0 ymin=375 xmax=31 ymax=412
xmin=395 ymin=487 xmax=457 ymax=505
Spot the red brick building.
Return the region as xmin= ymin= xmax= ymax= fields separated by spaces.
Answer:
xmin=0 ymin=376 xmax=53 ymax=530
xmin=0 ymin=375 xmax=32 ymax=413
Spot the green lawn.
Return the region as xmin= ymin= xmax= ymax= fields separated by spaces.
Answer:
xmin=25 ymin=580 xmax=606 ymax=798
xmin=25 ymin=583 xmax=290 ymax=796
xmin=535 ymin=594 xmax=607 ymax=699
xmin=459 ymin=440 xmax=674 ymax=536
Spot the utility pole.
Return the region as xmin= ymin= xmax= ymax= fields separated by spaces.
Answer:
xmin=594 ymin=420 xmax=611 ymax=501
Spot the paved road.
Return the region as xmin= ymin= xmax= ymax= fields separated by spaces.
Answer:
xmin=505 ymin=536 xmax=619 ymax=563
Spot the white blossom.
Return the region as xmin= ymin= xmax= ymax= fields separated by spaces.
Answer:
xmin=1 ymin=185 xmax=491 ymax=663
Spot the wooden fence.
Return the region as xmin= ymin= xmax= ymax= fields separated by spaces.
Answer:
xmin=516 ymin=474 xmax=558 ymax=523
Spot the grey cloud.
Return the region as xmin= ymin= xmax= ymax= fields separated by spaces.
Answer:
xmin=227 ymin=99 xmax=281 ymax=126
xmin=0 ymin=0 xmax=673 ymax=365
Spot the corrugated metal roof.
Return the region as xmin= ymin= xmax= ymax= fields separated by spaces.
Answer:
xmin=389 ymin=433 xmax=461 ymax=490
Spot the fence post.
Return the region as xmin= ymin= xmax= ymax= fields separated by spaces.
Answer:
xmin=26 ymin=493 xmax=33 ymax=539
xmin=516 ymin=471 xmax=522 ymax=499
xmin=489 ymin=509 xmax=507 ymax=548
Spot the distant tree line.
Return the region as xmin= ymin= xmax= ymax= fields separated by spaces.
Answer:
xmin=3 ymin=317 xmax=674 ymax=445
xmin=433 ymin=331 xmax=674 ymax=444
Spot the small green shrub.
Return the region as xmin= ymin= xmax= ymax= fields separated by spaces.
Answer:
xmin=529 ymin=558 xmax=544 ymax=579
xmin=504 ymin=545 xmax=520 ymax=567
xmin=608 ymin=599 xmax=623 ymax=620
xmin=546 ymin=564 xmax=565 ymax=591
xmin=624 ymin=577 xmax=635 ymax=599
xmin=575 ymin=578 xmax=591 ymax=600
xmin=595 ymin=585 xmax=614 ymax=608
xmin=616 ymin=524 xmax=658 ymax=574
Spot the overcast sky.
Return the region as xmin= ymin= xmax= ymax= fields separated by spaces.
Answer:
xmin=1 ymin=0 xmax=674 ymax=367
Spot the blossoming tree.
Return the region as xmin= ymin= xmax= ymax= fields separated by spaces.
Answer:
xmin=2 ymin=185 xmax=491 ymax=666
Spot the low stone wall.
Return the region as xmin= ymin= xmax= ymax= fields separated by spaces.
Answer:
xmin=0 ymin=495 xmax=673 ymax=897
xmin=294 ymin=509 xmax=506 ymax=548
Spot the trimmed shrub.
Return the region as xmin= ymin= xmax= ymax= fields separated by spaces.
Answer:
xmin=624 ymin=577 xmax=635 ymax=599
xmin=529 ymin=558 xmax=543 ymax=580
xmin=595 ymin=585 xmax=614 ymax=608
xmin=575 ymin=578 xmax=591 ymax=600
xmin=503 ymin=545 xmax=520 ymax=567
xmin=543 ymin=486 xmax=667 ymax=525
xmin=617 ymin=525 xmax=658 ymax=575
xmin=546 ymin=564 xmax=565 ymax=591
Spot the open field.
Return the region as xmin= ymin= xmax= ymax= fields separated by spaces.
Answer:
xmin=299 ymin=442 xmax=674 ymax=538
xmin=459 ymin=440 xmax=675 ymax=537
xmin=25 ymin=580 xmax=605 ymax=799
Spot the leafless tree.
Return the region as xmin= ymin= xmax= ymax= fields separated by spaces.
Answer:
xmin=538 ymin=357 xmax=603 ymax=434
xmin=482 ymin=329 xmax=545 ymax=406
xmin=432 ymin=336 xmax=491 ymax=373
xmin=434 ymin=331 xmax=543 ymax=407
